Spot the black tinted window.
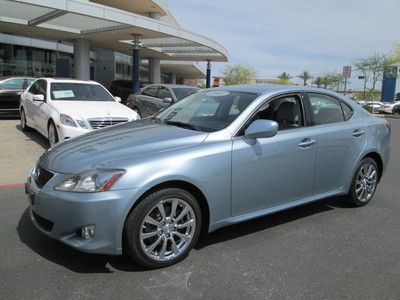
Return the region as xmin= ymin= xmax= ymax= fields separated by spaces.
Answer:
xmin=28 ymin=81 xmax=39 ymax=94
xmin=142 ymin=86 xmax=159 ymax=97
xmin=172 ymin=88 xmax=198 ymax=100
xmin=309 ymin=94 xmax=344 ymax=125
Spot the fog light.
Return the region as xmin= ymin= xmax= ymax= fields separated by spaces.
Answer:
xmin=80 ymin=224 xmax=95 ymax=240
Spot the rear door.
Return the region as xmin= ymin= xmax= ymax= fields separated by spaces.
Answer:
xmin=305 ymin=93 xmax=366 ymax=194
xmin=137 ymin=85 xmax=160 ymax=117
xmin=231 ymin=93 xmax=317 ymax=215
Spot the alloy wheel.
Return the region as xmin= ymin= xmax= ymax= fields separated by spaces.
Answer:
xmin=139 ymin=198 xmax=196 ymax=262
xmin=355 ymin=162 xmax=378 ymax=202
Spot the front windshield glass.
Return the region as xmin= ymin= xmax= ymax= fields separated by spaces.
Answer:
xmin=156 ymin=90 xmax=259 ymax=132
xmin=172 ymin=87 xmax=199 ymax=101
xmin=50 ymin=82 xmax=115 ymax=101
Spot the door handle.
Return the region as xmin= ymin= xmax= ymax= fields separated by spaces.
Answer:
xmin=352 ymin=129 xmax=365 ymax=137
xmin=298 ymin=138 xmax=316 ymax=148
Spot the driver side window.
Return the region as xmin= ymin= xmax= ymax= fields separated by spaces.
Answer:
xmin=248 ymin=95 xmax=304 ymax=131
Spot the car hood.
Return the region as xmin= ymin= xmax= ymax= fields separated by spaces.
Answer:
xmin=39 ymin=119 xmax=208 ymax=174
xmin=50 ymin=100 xmax=137 ymax=120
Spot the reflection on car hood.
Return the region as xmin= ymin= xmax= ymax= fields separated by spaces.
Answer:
xmin=39 ymin=119 xmax=208 ymax=173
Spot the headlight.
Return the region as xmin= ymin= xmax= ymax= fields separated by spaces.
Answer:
xmin=60 ymin=114 xmax=77 ymax=127
xmin=55 ymin=169 xmax=125 ymax=192
xmin=76 ymin=119 xmax=89 ymax=129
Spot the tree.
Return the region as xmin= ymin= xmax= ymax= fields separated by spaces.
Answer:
xmin=313 ymin=76 xmax=323 ymax=88
xmin=297 ymin=71 xmax=312 ymax=86
xmin=222 ymin=64 xmax=257 ymax=85
xmin=354 ymin=53 xmax=390 ymax=93
xmin=270 ymin=72 xmax=293 ymax=85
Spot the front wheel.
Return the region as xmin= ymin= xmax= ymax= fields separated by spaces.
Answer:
xmin=48 ymin=121 xmax=59 ymax=147
xmin=346 ymin=157 xmax=379 ymax=207
xmin=124 ymin=188 xmax=202 ymax=268
xmin=20 ymin=108 xmax=31 ymax=132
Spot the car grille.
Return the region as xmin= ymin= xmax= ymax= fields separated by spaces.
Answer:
xmin=34 ymin=165 xmax=54 ymax=189
xmin=32 ymin=210 xmax=54 ymax=231
xmin=88 ymin=117 xmax=129 ymax=129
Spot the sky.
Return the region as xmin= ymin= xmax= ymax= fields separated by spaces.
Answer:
xmin=168 ymin=0 xmax=400 ymax=89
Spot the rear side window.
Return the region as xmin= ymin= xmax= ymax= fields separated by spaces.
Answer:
xmin=158 ymin=87 xmax=172 ymax=99
xmin=340 ymin=102 xmax=354 ymax=121
xmin=308 ymin=94 xmax=344 ymax=125
xmin=142 ymin=86 xmax=159 ymax=98
xmin=0 ymin=78 xmax=24 ymax=90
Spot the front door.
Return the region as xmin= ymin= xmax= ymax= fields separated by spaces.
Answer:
xmin=231 ymin=94 xmax=316 ymax=216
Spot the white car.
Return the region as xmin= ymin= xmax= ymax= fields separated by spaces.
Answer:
xmin=20 ymin=78 xmax=139 ymax=146
xmin=379 ymin=101 xmax=400 ymax=114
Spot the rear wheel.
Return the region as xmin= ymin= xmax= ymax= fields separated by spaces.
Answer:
xmin=20 ymin=108 xmax=30 ymax=131
xmin=48 ymin=121 xmax=59 ymax=147
xmin=346 ymin=157 xmax=379 ymax=207
xmin=124 ymin=188 xmax=201 ymax=268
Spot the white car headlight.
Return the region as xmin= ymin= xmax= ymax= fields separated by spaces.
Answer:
xmin=55 ymin=169 xmax=125 ymax=192
xmin=75 ymin=119 xmax=89 ymax=129
xmin=60 ymin=114 xmax=77 ymax=127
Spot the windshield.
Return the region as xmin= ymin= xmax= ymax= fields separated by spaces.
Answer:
xmin=156 ymin=90 xmax=259 ymax=132
xmin=172 ymin=87 xmax=199 ymax=101
xmin=50 ymin=82 xmax=115 ymax=101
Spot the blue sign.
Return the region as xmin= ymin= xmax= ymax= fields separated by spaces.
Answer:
xmin=381 ymin=66 xmax=398 ymax=103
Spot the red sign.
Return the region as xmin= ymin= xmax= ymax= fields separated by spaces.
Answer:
xmin=343 ymin=66 xmax=352 ymax=79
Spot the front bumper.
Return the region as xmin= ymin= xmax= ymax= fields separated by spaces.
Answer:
xmin=56 ymin=124 xmax=91 ymax=142
xmin=25 ymin=169 xmax=141 ymax=255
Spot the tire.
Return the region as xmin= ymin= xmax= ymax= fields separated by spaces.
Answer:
xmin=20 ymin=108 xmax=31 ymax=132
xmin=48 ymin=121 xmax=59 ymax=147
xmin=132 ymin=107 xmax=141 ymax=118
xmin=124 ymin=188 xmax=202 ymax=269
xmin=345 ymin=157 xmax=379 ymax=207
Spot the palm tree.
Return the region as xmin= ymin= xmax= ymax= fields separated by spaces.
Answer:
xmin=277 ymin=72 xmax=292 ymax=81
xmin=313 ymin=76 xmax=323 ymax=88
xmin=297 ymin=71 xmax=312 ymax=86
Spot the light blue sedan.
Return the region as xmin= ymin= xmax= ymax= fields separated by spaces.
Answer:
xmin=25 ymin=85 xmax=391 ymax=268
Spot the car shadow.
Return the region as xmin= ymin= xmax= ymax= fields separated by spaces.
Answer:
xmin=17 ymin=197 xmax=348 ymax=273
xmin=195 ymin=196 xmax=347 ymax=249
xmin=15 ymin=124 xmax=48 ymax=149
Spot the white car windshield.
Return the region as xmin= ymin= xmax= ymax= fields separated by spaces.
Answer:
xmin=156 ymin=90 xmax=259 ymax=132
xmin=50 ymin=82 xmax=115 ymax=101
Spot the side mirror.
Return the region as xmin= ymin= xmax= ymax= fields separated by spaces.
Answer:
xmin=32 ymin=94 xmax=45 ymax=102
xmin=163 ymin=97 xmax=173 ymax=104
xmin=245 ymin=119 xmax=278 ymax=139
xmin=114 ymin=96 xmax=122 ymax=103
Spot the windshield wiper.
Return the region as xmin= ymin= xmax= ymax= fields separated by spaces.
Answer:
xmin=163 ymin=120 xmax=198 ymax=131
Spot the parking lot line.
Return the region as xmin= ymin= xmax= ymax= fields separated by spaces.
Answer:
xmin=0 ymin=183 xmax=25 ymax=189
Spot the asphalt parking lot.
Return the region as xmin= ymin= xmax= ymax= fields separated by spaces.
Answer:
xmin=1 ymin=118 xmax=400 ymax=299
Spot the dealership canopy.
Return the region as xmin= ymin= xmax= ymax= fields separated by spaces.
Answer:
xmin=0 ymin=0 xmax=228 ymax=62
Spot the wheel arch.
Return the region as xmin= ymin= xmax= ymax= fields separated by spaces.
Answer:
xmin=123 ymin=180 xmax=210 ymax=242
xmin=362 ymin=152 xmax=383 ymax=182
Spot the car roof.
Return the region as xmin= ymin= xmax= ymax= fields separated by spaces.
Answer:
xmin=37 ymin=77 xmax=100 ymax=84
xmin=144 ymin=84 xmax=199 ymax=89
xmin=207 ymin=84 xmax=335 ymax=95
xmin=0 ymin=76 xmax=36 ymax=81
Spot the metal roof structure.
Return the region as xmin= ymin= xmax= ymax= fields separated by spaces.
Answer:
xmin=0 ymin=0 xmax=228 ymax=62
